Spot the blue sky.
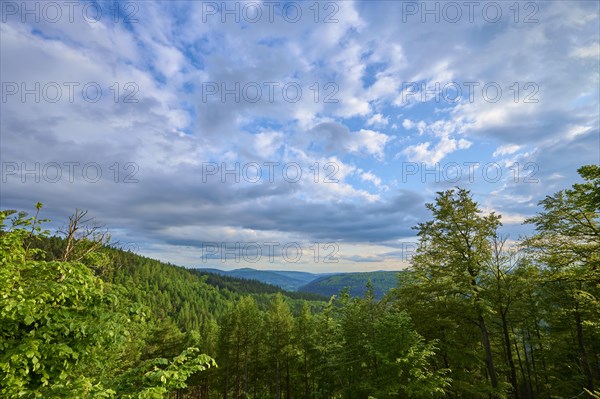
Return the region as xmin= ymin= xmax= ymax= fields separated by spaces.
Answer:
xmin=1 ymin=0 xmax=599 ymax=272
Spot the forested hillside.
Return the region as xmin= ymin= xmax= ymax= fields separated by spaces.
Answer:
xmin=298 ymin=271 xmax=399 ymax=299
xmin=25 ymin=236 xmax=327 ymax=330
xmin=1 ymin=165 xmax=598 ymax=398
xmin=190 ymin=269 xmax=327 ymax=301
xmin=194 ymin=268 xmax=321 ymax=293
xmin=196 ymin=267 xmax=398 ymax=299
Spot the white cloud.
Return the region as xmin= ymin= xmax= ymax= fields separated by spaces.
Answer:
xmin=402 ymin=136 xmax=471 ymax=164
xmin=493 ymin=144 xmax=521 ymax=157
xmin=366 ymin=113 xmax=389 ymax=127
xmin=402 ymin=119 xmax=426 ymax=134
xmin=360 ymin=171 xmax=382 ymax=187
xmin=565 ymin=125 xmax=593 ymax=140
xmin=347 ymin=129 xmax=391 ymax=160
xmin=254 ymin=131 xmax=284 ymax=157
xmin=400 ymin=118 xmax=472 ymax=163
xmin=571 ymin=43 xmax=600 ymax=58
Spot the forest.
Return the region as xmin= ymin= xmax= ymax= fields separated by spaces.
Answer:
xmin=297 ymin=271 xmax=399 ymax=299
xmin=1 ymin=164 xmax=598 ymax=399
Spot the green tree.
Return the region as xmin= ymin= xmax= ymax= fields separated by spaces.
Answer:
xmin=265 ymin=293 xmax=294 ymax=399
xmin=408 ymin=188 xmax=503 ymax=396
xmin=374 ymin=306 xmax=450 ymax=398
xmin=523 ymin=165 xmax=600 ymax=393
xmin=233 ymin=296 xmax=261 ymax=398
xmin=293 ymin=302 xmax=317 ymax=399
xmin=0 ymin=207 xmax=216 ymax=399
xmin=1 ymin=208 xmax=126 ymax=398
xmin=313 ymin=296 xmax=341 ymax=399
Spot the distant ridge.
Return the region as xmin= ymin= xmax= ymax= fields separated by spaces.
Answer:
xmin=298 ymin=271 xmax=401 ymax=299
xmin=194 ymin=267 xmax=325 ymax=291
xmin=195 ymin=267 xmax=401 ymax=298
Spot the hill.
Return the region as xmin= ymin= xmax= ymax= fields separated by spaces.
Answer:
xmin=190 ymin=269 xmax=327 ymax=301
xmin=29 ymin=236 xmax=327 ymax=328
xmin=194 ymin=267 xmax=323 ymax=291
xmin=195 ymin=267 xmax=401 ymax=298
xmin=298 ymin=271 xmax=401 ymax=299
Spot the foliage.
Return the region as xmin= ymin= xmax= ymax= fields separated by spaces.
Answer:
xmin=116 ymin=348 xmax=216 ymax=399
xmin=299 ymin=271 xmax=400 ymax=299
xmin=0 ymin=208 xmax=215 ymax=398
xmin=2 ymin=164 xmax=598 ymax=398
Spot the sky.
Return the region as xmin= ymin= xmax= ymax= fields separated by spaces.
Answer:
xmin=1 ymin=0 xmax=599 ymax=273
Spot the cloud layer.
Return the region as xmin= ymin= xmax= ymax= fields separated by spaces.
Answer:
xmin=1 ymin=0 xmax=598 ymax=271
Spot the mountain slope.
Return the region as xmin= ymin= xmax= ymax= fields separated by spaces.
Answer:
xmin=298 ymin=271 xmax=401 ymax=299
xmin=191 ymin=269 xmax=327 ymax=301
xmin=195 ymin=267 xmax=321 ymax=291
xmin=30 ymin=237 xmax=327 ymax=330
